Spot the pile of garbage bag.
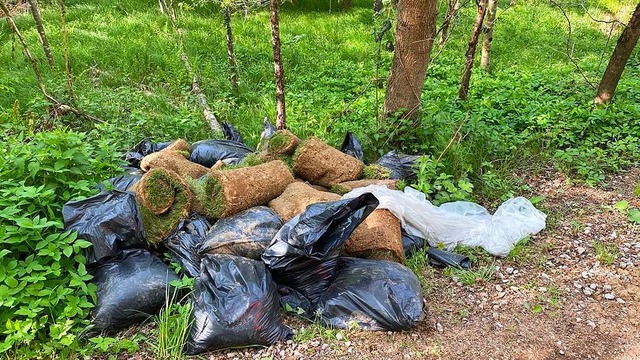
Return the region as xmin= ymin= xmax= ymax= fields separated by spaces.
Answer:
xmin=61 ymin=121 xmax=546 ymax=354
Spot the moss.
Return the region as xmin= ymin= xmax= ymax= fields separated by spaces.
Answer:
xmin=362 ymin=164 xmax=391 ymax=180
xmin=330 ymin=184 xmax=350 ymax=195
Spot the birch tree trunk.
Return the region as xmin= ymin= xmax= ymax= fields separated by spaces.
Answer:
xmin=383 ymin=0 xmax=437 ymax=121
xmin=270 ymin=0 xmax=287 ymax=130
xmin=594 ymin=2 xmax=640 ymax=104
xmin=223 ymin=8 xmax=239 ymax=92
xmin=480 ymin=0 xmax=497 ymax=71
xmin=458 ymin=0 xmax=487 ymax=100
xmin=28 ymin=0 xmax=54 ymax=69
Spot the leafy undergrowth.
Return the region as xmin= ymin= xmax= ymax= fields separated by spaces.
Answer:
xmin=0 ymin=0 xmax=639 ymax=357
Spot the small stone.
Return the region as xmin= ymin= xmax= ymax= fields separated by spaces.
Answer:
xmin=583 ymin=288 xmax=593 ymax=296
xmin=335 ymin=332 xmax=344 ymax=341
xmin=589 ymin=283 xmax=597 ymax=290
xmin=498 ymin=292 xmax=506 ymax=298
xmin=577 ymin=247 xmax=586 ymax=255
xmin=586 ymin=320 xmax=596 ymax=328
xmin=321 ymin=343 xmax=329 ymax=350
xmin=279 ymin=350 xmax=285 ymax=358
xmin=287 ymin=340 xmax=294 ymax=345
xmin=603 ymin=284 xmax=612 ymax=291
xmin=616 ymin=298 xmax=625 ymax=304
xmin=495 ymin=285 xmax=504 ymax=292
xmin=574 ymin=282 xmax=582 ymax=289
xmin=604 ymin=293 xmax=615 ymax=300
xmin=560 ymin=350 xmax=565 ymax=355
xmin=345 ymin=341 xmax=352 ymax=347
xmin=539 ymin=287 xmax=548 ymax=292
xmin=436 ymin=322 xmax=443 ymax=333
xmin=506 ymin=267 xmax=514 ymax=274
xmin=310 ymin=340 xmax=320 ymax=347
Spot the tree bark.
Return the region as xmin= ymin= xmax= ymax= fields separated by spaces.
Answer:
xmin=59 ymin=0 xmax=73 ymax=98
xmin=383 ymin=0 xmax=437 ymax=121
xmin=594 ymin=2 xmax=640 ymax=104
xmin=342 ymin=0 xmax=352 ymax=10
xmin=373 ymin=0 xmax=383 ymax=13
xmin=439 ymin=0 xmax=460 ymax=46
xmin=458 ymin=0 xmax=487 ymax=100
xmin=28 ymin=0 xmax=54 ymax=69
xmin=270 ymin=0 xmax=286 ymax=130
xmin=223 ymin=8 xmax=239 ymax=92
xmin=480 ymin=0 xmax=497 ymax=71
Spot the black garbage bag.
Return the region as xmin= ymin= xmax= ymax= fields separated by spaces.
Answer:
xmin=91 ymin=249 xmax=180 ymax=334
xmin=426 ymin=247 xmax=471 ymax=269
xmin=317 ymin=257 xmax=423 ymax=331
xmin=261 ymin=193 xmax=379 ymax=313
xmin=97 ymin=173 xmax=142 ymax=192
xmin=184 ymin=254 xmax=291 ymax=355
xmin=222 ymin=122 xmax=244 ymax=144
xmin=375 ymin=150 xmax=420 ymax=181
xmin=63 ymin=191 xmax=145 ymax=266
xmin=402 ymin=229 xmax=426 ymax=258
xmin=200 ymin=206 xmax=283 ymax=260
xmin=189 ymin=139 xmax=253 ymax=167
xmin=340 ymin=132 xmax=364 ymax=161
xmin=164 ymin=214 xmax=212 ymax=277
xmin=123 ymin=139 xmax=174 ymax=167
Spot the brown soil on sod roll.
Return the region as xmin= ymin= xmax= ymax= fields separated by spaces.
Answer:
xmin=294 ymin=178 xmax=330 ymax=192
xmin=268 ymin=182 xmax=340 ymax=221
xmin=293 ymin=137 xmax=365 ymax=187
xmin=266 ymin=130 xmax=300 ymax=157
xmin=339 ymin=179 xmax=398 ymax=191
xmin=344 ymin=209 xmax=404 ymax=264
xmin=207 ymin=160 xmax=295 ymax=218
xmin=165 ymin=138 xmax=191 ymax=153
xmin=136 ymin=168 xmax=192 ymax=245
xmin=140 ymin=150 xmax=209 ymax=179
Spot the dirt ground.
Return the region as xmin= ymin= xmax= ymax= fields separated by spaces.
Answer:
xmin=112 ymin=167 xmax=640 ymax=360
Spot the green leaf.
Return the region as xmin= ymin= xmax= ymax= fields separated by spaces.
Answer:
xmin=614 ymin=200 xmax=629 ymax=211
xmin=63 ymin=246 xmax=73 ymax=258
xmin=628 ymin=208 xmax=640 ymax=224
xmin=27 ymin=162 xmax=40 ymax=178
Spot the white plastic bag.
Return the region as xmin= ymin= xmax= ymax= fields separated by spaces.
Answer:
xmin=343 ymin=186 xmax=547 ymax=257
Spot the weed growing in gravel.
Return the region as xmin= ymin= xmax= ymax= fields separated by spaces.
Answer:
xmin=293 ymin=324 xmax=347 ymax=344
xmin=444 ymin=263 xmax=496 ymax=286
xmin=150 ymin=278 xmax=193 ymax=359
xmin=405 ymin=248 xmax=429 ymax=290
xmin=593 ymin=241 xmax=618 ymax=265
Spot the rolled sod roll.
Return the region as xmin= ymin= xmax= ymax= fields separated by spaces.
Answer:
xmin=344 ymin=209 xmax=404 ymax=264
xmin=293 ymin=137 xmax=364 ymax=187
xmin=136 ymin=168 xmax=192 ymax=245
xmin=190 ymin=160 xmax=295 ymax=219
xmin=265 ymin=130 xmax=300 ymax=157
xmin=269 ymin=182 xmax=341 ymax=221
xmin=140 ymin=139 xmax=209 ymax=179
xmin=331 ymin=179 xmax=398 ymax=194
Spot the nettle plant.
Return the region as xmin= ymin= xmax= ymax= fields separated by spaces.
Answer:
xmin=0 ymin=110 xmax=122 ymax=356
xmin=412 ymin=155 xmax=474 ymax=205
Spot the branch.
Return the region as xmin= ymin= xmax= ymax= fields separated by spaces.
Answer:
xmin=548 ymin=0 xmax=597 ymax=89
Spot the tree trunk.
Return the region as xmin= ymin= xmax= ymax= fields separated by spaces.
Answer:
xmin=59 ymin=0 xmax=73 ymax=98
xmin=270 ymin=0 xmax=287 ymax=130
xmin=383 ymin=0 xmax=437 ymax=121
xmin=342 ymin=0 xmax=351 ymax=10
xmin=594 ymin=2 xmax=640 ymax=104
xmin=439 ymin=0 xmax=460 ymax=46
xmin=480 ymin=0 xmax=497 ymax=71
xmin=27 ymin=0 xmax=54 ymax=69
xmin=373 ymin=0 xmax=383 ymax=13
xmin=458 ymin=0 xmax=487 ymax=100
xmin=223 ymin=8 xmax=239 ymax=92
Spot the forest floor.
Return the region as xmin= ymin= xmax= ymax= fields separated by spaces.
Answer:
xmin=105 ymin=166 xmax=640 ymax=360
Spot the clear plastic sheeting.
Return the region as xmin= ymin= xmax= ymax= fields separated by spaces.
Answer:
xmin=343 ymin=186 xmax=547 ymax=257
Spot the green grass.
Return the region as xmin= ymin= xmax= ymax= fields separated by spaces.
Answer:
xmin=593 ymin=240 xmax=618 ymax=265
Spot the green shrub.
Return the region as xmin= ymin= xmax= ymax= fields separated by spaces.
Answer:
xmin=0 ymin=113 xmax=123 ymax=357
xmin=411 ymin=155 xmax=474 ymax=205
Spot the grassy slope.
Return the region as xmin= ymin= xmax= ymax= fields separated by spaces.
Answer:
xmin=0 ymin=0 xmax=638 ymax=187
